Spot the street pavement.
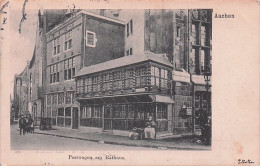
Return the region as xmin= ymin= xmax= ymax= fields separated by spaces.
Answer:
xmin=11 ymin=124 xmax=210 ymax=151
xmin=10 ymin=125 xmax=154 ymax=150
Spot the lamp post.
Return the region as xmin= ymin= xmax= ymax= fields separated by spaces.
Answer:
xmin=203 ymin=66 xmax=211 ymax=116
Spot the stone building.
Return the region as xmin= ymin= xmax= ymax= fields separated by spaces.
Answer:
xmin=15 ymin=9 xmax=212 ymax=137
xmin=13 ymin=62 xmax=30 ymax=118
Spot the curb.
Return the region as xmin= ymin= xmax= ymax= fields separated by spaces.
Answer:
xmin=34 ymin=131 xmax=210 ymax=151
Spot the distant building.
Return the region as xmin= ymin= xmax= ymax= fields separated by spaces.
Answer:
xmin=13 ymin=62 xmax=30 ymax=118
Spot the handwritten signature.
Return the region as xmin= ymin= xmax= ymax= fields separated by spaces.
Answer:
xmin=19 ymin=0 xmax=28 ymax=33
xmin=238 ymin=159 xmax=254 ymax=164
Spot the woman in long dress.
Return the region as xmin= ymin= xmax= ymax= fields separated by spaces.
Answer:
xmin=144 ymin=116 xmax=156 ymax=140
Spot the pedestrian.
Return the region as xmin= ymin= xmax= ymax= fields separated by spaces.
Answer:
xmin=18 ymin=115 xmax=26 ymax=135
xmin=28 ymin=115 xmax=34 ymax=134
xmin=144 ymin=116 xmax=156 ymax=140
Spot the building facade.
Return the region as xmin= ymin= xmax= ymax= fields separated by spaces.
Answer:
xmin=13 ymin=62 xmax=30 ymax=118
xmin=44 ymin=10 xmax=125 ymax=129
xmin=14 ymin=9 xmax=212 ymax=137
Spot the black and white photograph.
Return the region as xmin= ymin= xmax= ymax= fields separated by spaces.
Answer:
xmin=9 ymin=9 xmax=212 ymax=151
xmin=1 ymin=0 xmax=259 ymax=165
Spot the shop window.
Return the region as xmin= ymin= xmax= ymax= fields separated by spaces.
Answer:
xmin=113 ymin=105 xmax=126 ymax=119
xmin=52 ymin=108 xmax=57 ymax=117
xmin=157 ymin=104 xmax=167 ymax=119
xmin=65 ymin=107 xmax=71 ymax=117
xmin=128 ymin=105 xmax=134 ymax=119
xmin=58 ymin=108 xmax=64 ymax=116
xmin=93 ymin=106 xmax=101 ymax=118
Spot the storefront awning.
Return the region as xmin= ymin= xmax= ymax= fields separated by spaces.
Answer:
xmin=155 ymin=95 xmax=174 ymax=103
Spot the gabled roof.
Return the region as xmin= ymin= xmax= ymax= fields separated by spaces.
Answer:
xmin=76 ymin=52 xmax=173 ymax=77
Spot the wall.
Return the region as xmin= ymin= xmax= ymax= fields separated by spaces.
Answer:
xmin=118 ymin=9 xmax=145 ymax=56
xmin=144 ymin=9 xmax=174 ymax=63
xmin=173 ymin=82 xmax=193 ymax=134
xmin=45 ymin=15 xmax=82 ymax=93
xmin=84 ymin=16 xmax=125 ymax=67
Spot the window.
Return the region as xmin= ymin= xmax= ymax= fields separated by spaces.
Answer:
xmin=58 ymin=93 xmax=64 ymax=104
xmin=126 ymin=48 xmax=133 ymax=56
xmin=81 ymin=107 xmax=91 ymax=118
xmin=53 ymin=36 xmax=61 ymax=55
xmin=84 ymin=77 xmax=92 ymax=93
xmin=65 ymin=92 xmax=72 ymax=104
xmin=102 ymin=73 xmax=110 ymax=91
xmin=157 ymin=104 xmax=167 ymax=119
xmin=112 ymin=71 xmax=122 ymax=89
xmin=49 ymin=63 xmax=60 ymax=83
xmin=177 ymin=26 xmax=181 ymax=37
xmin=86 ymin=31 xmax=96 ymax=47
xmin=65 ymin=107 xmax=71 ymax=117
xmin=135 ymin=66 xmax=146 ymax=87
xmin=92 ymin=76 xmax=99 ymax=92
xmin=128 ymin=105 xmax=134 ymax=118
xmin=93 ymin=106 xmax=101 ymax=118
xmin=58 ymin=108 xmax=64 ymax=116
xmin=126 ymin=19 xmax=133 ymax=36
xmin=64 ymin=57 xmax=75 ymax=80
xmin=64 ymin=30 xmax=72 ymax=51
xmin=47 ymin=94 xmax=52 ymax=105
xmin=151 ymin=66 xmax=168 ymax=88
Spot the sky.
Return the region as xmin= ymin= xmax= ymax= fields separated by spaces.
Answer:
xmin=8 ymin=8 xmax=38 ymax=97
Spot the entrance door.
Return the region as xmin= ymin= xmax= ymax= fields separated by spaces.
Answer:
xmin=103 ymin=106 xmax=112 ymax=131
xmin=72 ymin=107 xmax=79 ymax=129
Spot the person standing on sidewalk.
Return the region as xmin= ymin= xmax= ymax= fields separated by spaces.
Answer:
xmin=144 ymin=116 xmax=156 ymax=140
xmin=18 ymin=115 xmax=26 ymax=135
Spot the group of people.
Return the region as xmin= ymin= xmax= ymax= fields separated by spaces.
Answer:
xmin=130 ymin=116 xmax=156 ymax=140
xmin=18 ymin=114 xmax=34 ymax=135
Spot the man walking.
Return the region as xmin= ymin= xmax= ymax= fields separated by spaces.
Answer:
xmin=18 ymin=115 xmax=26 ymax=135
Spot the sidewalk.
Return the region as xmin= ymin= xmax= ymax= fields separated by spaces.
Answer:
xmin=34 ymin=127 xmax=211 ymax=150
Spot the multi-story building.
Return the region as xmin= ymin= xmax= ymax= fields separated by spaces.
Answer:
xmin=75 ymin=9 xmax=212 ymax=136
xmin=44 ymin=10 xmax=125 ymax=129
xmin=14 ymin=9 xmax=211 ymax=137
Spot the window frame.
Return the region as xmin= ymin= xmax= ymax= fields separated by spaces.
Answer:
xmin=86 ymin=30 xmax=97 ymax=47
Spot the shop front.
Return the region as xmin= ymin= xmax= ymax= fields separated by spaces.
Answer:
xmin=77 ymin=94 xmax=174 ymax=135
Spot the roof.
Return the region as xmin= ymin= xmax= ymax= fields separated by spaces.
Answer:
xmin=76 ymin=52 xmax=173 ymax=77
